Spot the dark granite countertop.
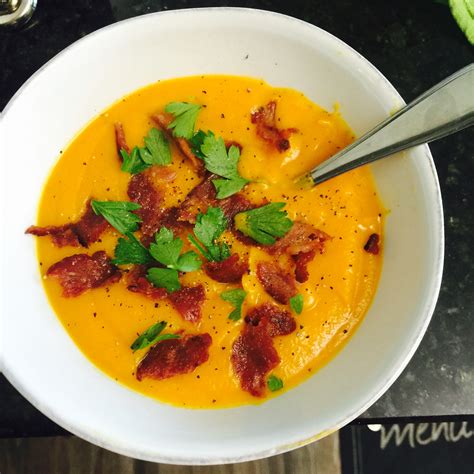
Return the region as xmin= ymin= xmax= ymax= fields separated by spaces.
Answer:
xmin=0 ymin=0 xmax=473 ymax=437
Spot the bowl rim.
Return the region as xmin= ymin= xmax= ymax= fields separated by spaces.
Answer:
xmin=0 ymin=6 xmax=444 ymax=464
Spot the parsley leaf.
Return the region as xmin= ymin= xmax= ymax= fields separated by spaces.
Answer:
xmin=200 ymin=134 xmax=237 ymax=177
xmin=213 ymin=176 xmax=249 ymax=199
xmin=221 ymin=289 xmax=246 ymax=321
xmin=197 ymin=133 xmax=249 ymax=198
xmin=120 ymin=129 xmax=171 ymax=173
xmin=113 ymin=233 xmax=153 ymax=265
xmin=147 ymin=267 xmax=181 ymax=293
xmin=176 ymin=251 xmax=202 ymax=272
xmin=147 ymin=227 xmax=202 ymax=291
xmin=267 ymin=375 xmax=284 ymax=392
xmin=234 ymin=202 xmax=293 ymax=245
xmin=188 ymin=234 xmax=213 ymax=261
xmin=149 ymin=227 xmax=201 ymax=272
xmin=188 ymin=129 xmax=210 ymax=159
xmin=149 ymin=227 xmax=184 ymax=267
xmin=189 ymin=207 xmax=230 ymax=262
xmin=194 ymin=207 xmax=227 ymax=248
xmin=289 ymin=294 xmax=304 ymax=315
xmin=165 ymin=102 xmax=201 ymax=139
xmin=130 ymin=321 xmax=180 ymax=351
xmin=139 ymin=128 xmax=171 ymax=166
xmin=121 ymin=146 xmax=150 ymax=174
xmin=91 ymin=200 xmax=141 ymax=235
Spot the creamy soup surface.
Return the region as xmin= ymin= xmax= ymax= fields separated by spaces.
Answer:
xmin=31 ymin=75 xmax=384 ymax=408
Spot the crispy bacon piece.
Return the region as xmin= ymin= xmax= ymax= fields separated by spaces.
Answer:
xmin=364 ymin=233 xmax=380 ymax=255
xmin=72 ymin=203 xmax=110 ymax=247
xmin=177 ymin=175 xmax=216 ymax=224
xmin=220 ymin=193 xmax=254 ymax=222
xmin=293 ymin=250 xmax=316 ymax=283
xmin=25 ymin=201 xmax=109 ymax=248
xmin=168 ymin=285 xmax=206 ymax=323
xmin=256 ymin=261 xmax=297 ymax=305
xmin=137 ymin=206 xmax=191 ymax=248
xmin=204 ymin=254 xmax=249 ymax=283
xmin=268 ymin=222 xmax=329 ymax=283
xmin=127 ymin=172 xmax=163 ymax=236
xmin=114 ymin=122 xmax=130 ymax=155
xmin=268 ymin=221 xmax=329 ymax=256
xmin=127 ymin=265 xmax=168 ymax=300
xmin=232 ymin=303 xmax=296 ymax=397
xmin=244 ymin=303 xmax=296 ymax=337
xmin=231 ymin=329 xmax=279 ymax=397
xmin=136 ymin=333 xmax=212 ymax=381
xmin=152 ymin=114 xmax=204 ymax=175
xmin=25 ymin=224 xmax=80 ymax=247
xmin=159 ymin=206 xmax=191 ymax=234
xmin=46 ymin=251 xmax=120 ymax=297
xmin=178 ymin=173 xmax=253 ymax=227
xmin=251 ymin=101 xmax=297 ymax=152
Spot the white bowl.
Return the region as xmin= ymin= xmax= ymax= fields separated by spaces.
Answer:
xmin=0 ymin=8 xmax=443 ymax=464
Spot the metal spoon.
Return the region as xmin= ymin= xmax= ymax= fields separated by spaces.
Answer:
xmin=301 ymin=63 xmax=474 ymax=186
xmin=0 ymin=0 xmax=36 ymax=27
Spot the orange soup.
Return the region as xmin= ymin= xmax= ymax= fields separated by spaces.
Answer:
xmin=29 ymin=75 xmax=384 ymax=408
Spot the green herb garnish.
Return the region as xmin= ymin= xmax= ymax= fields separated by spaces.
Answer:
xmin=149 ymin=227 xmax=201 ymax=272
xmin=113 ymin=233 xmax=153 ymax=265
xmin=289 ymin=294 xmax=304 ymax=315
xmin=234 ymin=202 xmax=293 ymax=245
xmin=165 ymin=102 xmax=202 ymax=139
xmin=147 ymin=268 xmax=181 ymax=293
xmin=188 ymin=129 xmax=208 ymax=159
xmin=188 ymin=206 xmax=230 ymax=262
xmin=139 ymin=128 xmax=171 ymax=166
xmin=146 ymin=227 xmax=202 ymax=292
xmin=91 ymin=200 xmax=141 ymax=235
xmin=213 ymin=177 xmax=249 ymax=199
xmin=120 ymin=128 xmax=171 ymax=174
xmin=199 ymin=133 xmax=249 ymax=198
xmin=130 ymin=321 xmax=180 ymax=351
xmin=267 ymin=375 xmax=284 ymax=392
xmin=220 ymin=289 xmax=247 ymax=321
xmin=149 ymin=227 xmax=184 ymax=267
xmin=121 ymin=146 xmax=150 ymax=175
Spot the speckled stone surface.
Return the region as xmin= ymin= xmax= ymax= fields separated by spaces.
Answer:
xmin=0 ymin=0 xmax=473 ymax=436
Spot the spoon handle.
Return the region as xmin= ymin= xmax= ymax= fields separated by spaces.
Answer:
xmin=305 ymin=63 xmax=474 ymax=186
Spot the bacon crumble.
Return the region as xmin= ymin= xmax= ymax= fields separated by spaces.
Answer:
xmin=268 ymin=221 xmax=329 ymax=256
xmin=292 ymin=250 xmax=316 ymax=283
xmin=266 ymin=222 xmax=329 ymax=283
xmin=251 ymin=101 xmax=297 ymax=152
xmin=364 ymin=233 xmax=380 ymax=255
xmin=127 ymin=265 xmax=168 ymax=300
xmin=244 ymin=303 xmax=296 ymax=337
xmin=114 ymin=122 xmax=130 ymax=155
xmin=256 ymin=261 xmax=297 ymax=305
xmin=25 ymin=200 xmax=109 ymax=248
xmin=231 ymin=328 xmax=279 ymax=397
xmin=168 ymin=285 xmax=206 ymax=323
xmin=177 ymin=174 xmax=216 ymax=224
xmin=204 ymin=253 xmax=249 ymax=283
xmin=46 ymin=251 xmax=121 ymax=297
xmin=152 ymin=114 xmax=204 ymax=175
xmin=127 ymin=172 xmax=163 ymax=236
xmin=178 ymin=173 xmax=254 ymax=226
xmin=220 ymin=193 xmax=255 ymax=222
xmin=232 ymin=303 xmax=296 ymax=397
xmin=136 ymin=333 xmax=212 ymax=381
